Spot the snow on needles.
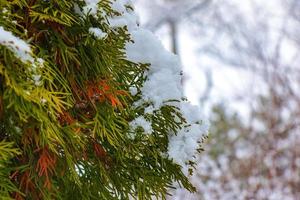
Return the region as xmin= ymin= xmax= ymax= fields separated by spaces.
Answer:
xmin=168 ymin=103 xmax=209 ymax=174
xmin=0 ymin=26 xmax=34 ymax=63
xmin=126 ymin=29 xmax=183 ymax=109
xmin=89 ymin=27 xmax=107 ymax=39
xmin=129 ymin=116 xmax=153 ymax=134
xmin=109 ymin=0 xmax=139 ymax=31
xmin=125 ymin=27 xmax=209 ymax=173
xmin=121 ymin=1 xmax=208 ymax=173
xmin=82 ymin=0 xmax=209 ymax=174
xmin=83 ymin=0 xmax=101 ymax=16
xmin=0 ymin=26 xmax=44 ymax=86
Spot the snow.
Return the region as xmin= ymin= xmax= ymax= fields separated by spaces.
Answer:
xmin=149 ymin=0 xmax=300 ymax=198
xmin=83 ymin=0 xmax=100 ymax=16
xmin=123 ymin=4 xmax=208 ymax=171
xmin=168 ymin=102 xmax=209 ymax=174
xmin=108 ymin=9 xmax=139 ymax=31
xmin=82 ymin=0 xmax=139 ymax=31
xmin=126 ymin=29 xmax=183 ymax=109
xmin=144 ymin=105 xmax=155 ymax=114
xmin=0 ymin=26 xmax=44 ymax=86
xmin=179 ymin=102 xmax=205 ymax=124
xmin=33 ymin=75 xmax=42 ymax=86
xmin=168 ymin=123 xmax=208 ymax=174
xmin=89 ymin=27 xmax=107 ymax=39
xmin=111 ymin=0 xmax=129 ymax=13
xmin=129 ymin=116 xmax=153 ymax=133
xmin=129 ymin=86 xmax=138 ymax=96
xmin=80 ymin=0 xmax=208 ymax=175
xmin=106 ymin=0 xmax=139 ymax=31
xmin=126 ymin=29 xmax=182 ymax=74
xmin=0 ymin=26 xmax=34 ymax=63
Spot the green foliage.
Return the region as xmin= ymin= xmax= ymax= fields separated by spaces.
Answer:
xmin=0 ymin=0 xmax=194 ymax=199
xmin=0 ymin=141 xmax=21 ymax=199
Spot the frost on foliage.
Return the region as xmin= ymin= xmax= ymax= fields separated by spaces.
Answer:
xmin=121 ymin=1 xmax=208 ymax=173
xmin=0 ymin=26 xmax=34 ymax=63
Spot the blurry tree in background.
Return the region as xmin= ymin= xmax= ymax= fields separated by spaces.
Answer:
xmin=136 ymin=0 xmax=300 ymax=199
xmin=135 ymin=0 xmax=211 ymax=54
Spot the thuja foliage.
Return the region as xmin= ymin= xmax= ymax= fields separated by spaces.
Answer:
xmin=0 ymin=0 xmax=195 ymax=199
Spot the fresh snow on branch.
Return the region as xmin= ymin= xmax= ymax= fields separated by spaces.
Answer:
xmin=0 ymin=26 xmax=44 ymax=86
xmin=0 ymin=26 xmax=34 ymax=63
xmin=82 ymin=0 xmax=208 ymax=175
xmin=126 ymin=29 xmax=183 ymax=109
xmin=112 ymin=0 xmax=209 ymax=173
xmin=83 ymin=0 xmax=101 ymax=16
xmin=109 ymin=0 xmax=139 ymax=31
xmin=129 ymin=116 xmax=153 ymax=133
xmin=89 ymin=27 xmax=107 ymax=39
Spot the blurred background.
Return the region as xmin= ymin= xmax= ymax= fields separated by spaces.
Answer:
xmin=133 ymin=0 xmax=300 ymax=199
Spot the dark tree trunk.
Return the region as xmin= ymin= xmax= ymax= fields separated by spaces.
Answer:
xmin=169 ymin=20 xmax=179 ymax=55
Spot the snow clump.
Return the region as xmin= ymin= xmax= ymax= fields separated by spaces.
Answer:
xmin=81 ymin=0 xmax=209 ymax=174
